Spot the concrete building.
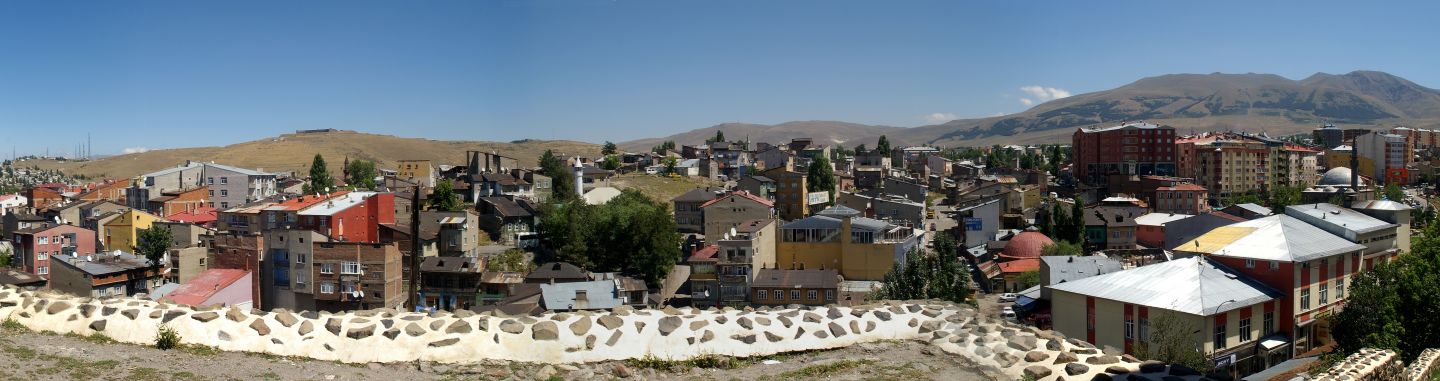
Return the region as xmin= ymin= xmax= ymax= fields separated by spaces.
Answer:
xmin=735 ymin=176 xmax=776 ymax=201
xmin=1072 ymin=123 xmax=1178 ymax=186
xmin=776 ymin=206 xmax=920 ymax=281
xmin=1050 ymin=256 xmax=1285 ymax=376
xmin=11 ymin=223 xmax=96 ymax=279
xmin=750 ymin=268 xmax=840 ymax=306
xmin=1176 ymin=133 xmax=1270 ymax=201
xmin=671 ymin=187 xmax=719 ymax=234
xmin=714 ymin=219 xmax=778 ymax=307
xmin=128 ymin=162 xmax=277 ymax=211
xmin=1153 ymin=184 xmax=1209 ymax=215
xmin=296 ymin=192 xmax=396 ymax=243
xmin=700 ymin=191 xmax=774 ymax=245
xmin=262 ymin=229 xmax=328 ymax=311
xmin=836 ymin=191 xmax=925 ymax=228
xmin=1037 ymin=255 xmax=1123 ymax=301
xmin=102 ymin=209 xmax=164 ymax=251
xmin=1134 ymin=213 xmax=1192 ymax=249
xmin=158 ymin=268 xmax=253 ymax=309
xmin=1354 ymin=132 xmax=1409 ymax=185
xmin=149 ymin=186 xmax=209 ymax=217
xmin=396 ymin=159 xmax=436 ymax=187
xmin=419 ymin=256 xmax=485 ymax=311
xmin=311 ymin=241 xmax=405 ymax=312
xmin=1083 ymin=205 xmax=1141 ymax=250
xmin=762 ymin=167 xmax=810 ymax=221
xmin=48 ymin=251 xmax=164 ymax=298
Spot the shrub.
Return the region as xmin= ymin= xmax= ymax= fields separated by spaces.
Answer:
xmin=155 ymin=324 xmax=180 ymax=350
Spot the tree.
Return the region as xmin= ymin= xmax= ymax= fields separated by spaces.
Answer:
xmin=1039 ymin=206 xmax=1055 ymax=238
xmin=1069 ymin=198 xmax=1086 ymax=244
xmin=1223 ymin=190 xmax=1263 ymax=207
xmin=601 ymin=141 xmax=618 ymax=156
xmin=876 ymin=135 xmax=891 ymax=154
xmin=1332 ymin=222 xmax=1440 ymax=361
xmin=1015 ymin=270 xmax=1040 ymax=290
xmin=874 ymin=244 xmax=973 ymax=304
xmin=345 ymin=159 xmax=378 ymax=190
xmin=536 ymin=189 xmax=680 ymax=285
xmin=488 ymin=248 xmax=536 ymax=273
xmin=711 ymin=130 xmax=725 ymax=143
xmin=806 ymin=153 xmax=836 ymax=208
xmin=303 ymin=154 xmax=334 ymax=195
xmin=601 ymin=155 xmax=621 ymax=171
xmin=0 ymin=246 xmax=11 ymax=268
xmin=539 ymin=150 xmax=576 ymax=201
xmin=652 ymin=140 xmax=676 ymax=154
xmin=1268 ymin=186 xmax=1302 ymax=210
xmin=1383 ymin=184 xmax=1406 ymax=202
xmin=429 ymin=180 xmax=462 ymax=212
xmin=1136 ymin=312 xmax=1211 ymax=371
xmin=854 ymin=144 xmax=868 ymax=154
xmin=135 ymin=225 xmax=173 ymax=266
xmin=1041 ymin=241 xmax=1083 ymax=256
xmin=1050 ymin=202 xmax=1070 ymax=243
xmin=662 ymin=157 xmax=678 ymax=176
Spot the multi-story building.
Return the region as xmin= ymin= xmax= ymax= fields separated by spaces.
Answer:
xmin=713 ymin=219 xmax=778 ymax=307
xmin=211 ymin=231 xmax=265 ymax=308
xmin=750 ymin=268 xmax=840 ymax=307
xmin=127 ymin=161 xmax=277 ymax=211
xmin=296 ymin=191 xmax=396 ymax=243
xmin=11 ymin=223 xmax=96 ymax=279
xmin=48 ymin=251 xmax=164 ymax=298
xmin=1354 ymin=132 xmax=1409 ymax=185
xmin=102 ymin=209 xmax=164 ymax=251
xmin=700 ymin=191 xmax=774 ymax=245
xmin=419 ymin=256 xmax=486 ymax=311
xmin=776 ymin=206 xmax=920 ymax=281
xmin=1276 ymin=145 xmax=1320 ymax=188
xmin=1072 ymin=123 xmax=1177 ymax=186
xmin=262 ymin=229 xmax=328 ymax=311
xmin=762 ymin=167 xmax=810 ymax=221
xmin=671 ymin=187 xmax=719 ymax=234
xmin=396 ymin=159 xmax=436 ymax=188
xmin=1050 ymin=256 xmax=1285 ymax=376
xmin=148 ymin=186 xmax=209 ymax=217
xmin=76 ymin=180 xmax=129 ymax=204
xmin=1153 ymin=183 xmax=1209 ymax=215
xmin=835 ymin=191 xmax=925 ymax=228
xmin=1177 ymin=133 xmax=1270 ymax=201
xmin=310 ymin=241 xmax=405 ymax=312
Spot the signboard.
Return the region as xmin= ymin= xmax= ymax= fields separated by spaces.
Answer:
xmin=964 ymin=217 xmax=983 ymax=231
xmin=1212 ymin=353 xmax=1236 ymax=369
xmin=806 ymin=191 xmax=830 ymax=205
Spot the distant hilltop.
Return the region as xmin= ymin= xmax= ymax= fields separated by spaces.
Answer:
xmin=293 ymin=128 xmax=343 ymax=134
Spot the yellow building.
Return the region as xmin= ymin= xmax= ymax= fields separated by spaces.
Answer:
xmin=103 ymin=209 xmax=165 ymax=251
xmin=396 ymin=159 xmax=435 ymax=187
xmin=1049 ymin=256 xmax=1286 ymax=375
xmin=775 ymin=206 xmax=920 ymax=281
xmin=762 ymin=166 xmax=809 ymax=221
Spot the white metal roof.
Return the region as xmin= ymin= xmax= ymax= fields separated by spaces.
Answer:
xmin=1284 ymin=203 xmax=1396 ymax=236
xmin=1175 ymin=215 xmax=1365 ymax=262
xmin=299 ymin=192 xmax=377 ymax=216
xmin=1134 ymin=213 xmax=1193 ymax=226
xmin=1048 ymin=256 xmax=1281 ymax=316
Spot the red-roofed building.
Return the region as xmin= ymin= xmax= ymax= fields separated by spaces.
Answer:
xmin=297 ymin=192 xmax=395 ymax=243
xmin=159 ymin=269 xmax=253 ymax=309
xmin=26 ymin=186 xmax=66 ymax=209
xmin=997 ymin=258 xmax=1040 ymax=293
xmin=77 ymin=180 xmax=129 ymax=203
xmin=687 ymin=244 xmax=723 ymax=306
xmin=1155 ymin=183 xmax=1210 ymax=215
xmin=701 ymin=191 xmax=775 ymax=245
xmin=166 ymin=207 xmax=218 ymax=227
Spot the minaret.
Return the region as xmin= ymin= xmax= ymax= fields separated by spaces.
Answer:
xmin=1350 ymin=141 xmax=1360 ymax=204
xmin=573 ymin=159 xmax=585 ymax=197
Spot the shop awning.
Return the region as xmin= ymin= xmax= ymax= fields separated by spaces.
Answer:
xmin=1260 ymin=334 xmax=1290 ymax=350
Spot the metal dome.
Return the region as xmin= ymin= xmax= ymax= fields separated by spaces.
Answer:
xmin=1318 ymin=167 xmax=1362 ymax=187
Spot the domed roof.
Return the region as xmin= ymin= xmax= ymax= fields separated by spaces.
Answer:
xmin=1000 ymin=231 xmax=1055 ymax=260
xmin=1319 ymin=167 xmax=1363 ymax=187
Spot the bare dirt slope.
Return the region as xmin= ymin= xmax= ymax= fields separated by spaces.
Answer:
xmin=29 ymin=130 xmax=600 ymax=180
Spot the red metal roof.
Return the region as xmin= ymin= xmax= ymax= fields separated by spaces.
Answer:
xmin=688 ymin=245 xmax=720 ymax=262
xmin=699 ymin=190 xmax=774 ymax=209
xmin=998 ymin=258 xmax=1041 ymax=274
xmin=1158 ymin=184 xmax=1206 ymax=191
xmin=271 ymin=190 xmax=350 ymax=211
xmin=166 ymin=207 xmax=218 ymax=224
xmin=159 ymin=269 xmax=250 ymax=306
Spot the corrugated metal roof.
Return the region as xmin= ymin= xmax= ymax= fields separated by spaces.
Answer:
xmin=298 ymin=192 xmax=377 ymax=216
xmin=1041 ymin=256 xmax=1124 ymax=286
xmin=1048 ymin=256 xmax=1282 ymax=315
xmin=1134 ymin=213 xmax=1193 ymax=226
xmin=1173 ymin=215 xmax=1364 ymax=262
xmin=540 ymin=280 xmax=623 ymax=310
xmin=1285 ymin=203 xmax=1396 ymax=235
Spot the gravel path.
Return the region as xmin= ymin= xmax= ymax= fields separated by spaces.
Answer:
xmin=0 ymin=326 xmax=990 ymax=381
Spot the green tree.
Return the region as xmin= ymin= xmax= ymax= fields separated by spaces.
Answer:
xmin=601 ymin=141 xmax=618 ymax=156
xmin=1070 ymin=198 xmax=1086 ymax=244
xmin=1015 ymin=270 xmax=1040 ymax=290
xmin=135 ymin=225 xmax=174 ymax=266
xmin=1332 ymin=222 xmax=1440 ymax=361
xmin=1223 ymin=190 xmax=1263 ymax=207
xmin=536 ymin=190 xmax=680 ymax=285
xmin=806 ymin=154 xmax=836 ymax=207
xmin=344 ymin=159 xmax=378 ymax=190
xmin=488 ymin=248 xmax=536 ymax=273
xmin=429 ymin=180 xmax=462 ymax=212
xmin=601 ymin=155 xmax=621 ymax=171
xmin=1268 ymin=186 xmax=1302 ymax=210
xmin=874 ymin=244 xmax=973 ymax=304
xmin=854 ymin=144 xmax=867 ymax=154
xmin=303 ymin=154 xmax=334 ymax=195
xmin=539 ymin=150 xmax=576 ymax=201
xmin=1135 ymin=312 xmax=1211 ymax=371
xmin=711 ymin=130 xmax=725 ymax=143
xmin=662 ymin=157 xmax=678 ymax=176
xmin=1050 ymin=202 xmax=1070 ymax=243
xmin=1041 ymin=241 xmax=1083 ymax=256
xmin=0 ymin=246 xmax=12 ymax=268
xmin=876 ymin=135 xmax=890 ymax=154
xmin=1383 ymin=184 xmax=1406 ymax=202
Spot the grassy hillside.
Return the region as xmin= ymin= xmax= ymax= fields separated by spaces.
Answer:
xmin=30 ymin=130 xmax=600 ymax=180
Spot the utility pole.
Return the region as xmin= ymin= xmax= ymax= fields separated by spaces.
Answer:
xmin=407 ymin=184 xmax=424 ymax=311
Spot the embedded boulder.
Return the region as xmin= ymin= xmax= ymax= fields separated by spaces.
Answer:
xmin=532 ymin=321 xmax=559 ymax=341
xmin=658 ymin=316 xmax=682 ymax=336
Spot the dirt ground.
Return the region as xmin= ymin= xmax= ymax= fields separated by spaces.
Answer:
xmin=0 ymin=325 xmax=991 ymax=381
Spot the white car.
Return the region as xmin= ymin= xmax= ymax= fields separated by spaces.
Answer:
xmin=1001 ymin=307 xmax=1016 ymax=319
xmin=998 ymin=293 xmax=1017 ymax=302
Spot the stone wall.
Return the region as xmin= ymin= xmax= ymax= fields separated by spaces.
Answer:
xmin=1404 ymin=349 xmax=1440 ymax=381
xmin=1313 ymin=348 xmax=1405 ymax=381
xmin=0 ymin=285 xmax=1232 ymax=381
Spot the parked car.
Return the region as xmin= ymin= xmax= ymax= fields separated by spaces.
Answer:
xmin=999 ymin=293 xmax=1017 ymax=302
xmin=1001 ymin=307 xmax=1016 ymax=319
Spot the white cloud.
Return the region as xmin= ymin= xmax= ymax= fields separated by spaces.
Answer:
xmin=122 ymin=147 xmax=150 ymax=154
xmin=924 ymin=112 xmax=958 ymax=124
xmin=1017 ymin=85 xmax=1071 ymax=106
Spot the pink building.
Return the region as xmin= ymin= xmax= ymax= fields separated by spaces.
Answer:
xmin=1134 ymin=213 xmax=1193 ymax=248
xmin=1154 ymin=183 xmax=1210 ymax=215
xmin=11 ymin=223 xmax=97 ymax=279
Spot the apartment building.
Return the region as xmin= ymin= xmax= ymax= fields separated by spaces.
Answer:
xmin=775 ymin=206 xmax=920 ymax=281
xmin=1072 ymin=122 xmax=1177 ymax=186
xmin=11 ymin=223 xmax=96 ymax=279
xmin=310 ymin=241 xmax=404 ymax=312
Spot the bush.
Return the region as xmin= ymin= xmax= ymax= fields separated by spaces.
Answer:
xmin=155 ymin=324 xmax=180 ymax=350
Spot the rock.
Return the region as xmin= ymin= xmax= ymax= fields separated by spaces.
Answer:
xmin=346 ymin=325 xmax=375 ymax=339
xmin=1105 ymin=365 xmax=1132 ymax=374
xmin=700 ymin=330 xmax=715 ymax=343
xmin=218 ymin=331 xmax=232 ymax=341
xmin=826 ymin=307 xmax=844 ymax=319
xmin=446 ymin=320 xmax=472 ymax=334
xmin=828 ymin=322 xmax=847 ymax=337
xmin=613 ymin=363 xmax=634 ymax=378
xmin=382 ymin=329 xmax=401 ymax=340
xmin=1121 ymin=354 xmax=1141 ymax=363
xmin=1091 ymin=373 xmax=1114 ymax=381
xmin=649 ymin=316 xmax=680 ymax=336
xmin=737 ymin=317 xmax=753 ymax=330
xmin=1054 ymin=352 xmax=1079 ymax=364
xmin=689 ymin=320 xmax=708 ymax=331
xmin=428 ymin=338 xmax=460 ymax=347
xmin=250 ymin=319 xmax=271 ymax=335
xmin=1046 ymin=339 xmax=1064 ymax=351
xmin=995 ymin=352 xmax=1020 ymax=367
xmin=974 ymin=346 xmax=993 ymax=359
xmin=274 ymin=312 xmax=299 ymax=327
xmin=1025 ymin=351 xmax=1050 ymax=362
xmin=453 ymin=309 xmax=474 ymax=319
xmin=605 ymin=331 xmax=623 ymax=346
xmin=662 ymin=306 xmax=681 ymax=316
xmin=1066 ymin=363 xmax=1090 ymax=376
xmin=803 ymin=312 xmax=823 ymax=323
xmin=597 ymin=315 xmax=623 ymax=330
xmin=1007 ymin=335 xmax=1038 ymax=351
xmin=226 ymin=307 xmax=246 ymax=322
xmin=120 ymin=309 xmax=139 ymax=320
xmin=917 ymin=320 xmax=942 ymax=334
xmin=78 ymin=304 xmax=96 ymax=318
xmin=532 ymin=321 xmax=560 ymax=341
xmin=1138 ymin=361 xmax=1167 ymax=373
xmin=101 ymin=306 xmax=117 ymax=316
xmin=754 ymin=316 xmax=772 ymax=326
xmin=192 ymin=312 xmax=221 ymax=322
xmin=88 ymin=319 xmax=107 ymax=332
xmin=429 ymin=320 xmax=445 ymax=330
xmin=731 ymin=332 xmax=757 ymax=344
xmin=45 ymin=301 xmax=70 ymax=315
xmin=402 ymin=323 xmax=426 ymax=337
xmin=298 ymin=321 xmax=315 ymax=336
xmin=499 ymin=319 xmax=525 ymax=334
xmin=1085 ymin=355 xmax=1120 ymax=365
xmin=326 ymin=318 xmax=344 ymax=335
xmin=714 ymin=315 xmax=728 ymax=324
xmin=633 ymin=321 xmax=646 ymax=332
xmin=585 ymin=334 xmax=597 ymax=350
xmin=535 ymin=365 xmax=557 ymax=380
xmin=849 ymin=320 xmax=860 ymax=334
xmin=874 ymin=310 xmax=892 ymax=321
xmin=1024 ymin=365 xmax=1053 ymax=379
xmin=1167 ymin=364 xmax=1201 ymax=376
xmin=568 ymin=317 xmax=592 ymax=336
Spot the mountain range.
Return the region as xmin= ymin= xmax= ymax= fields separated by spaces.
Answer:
xmin=622 ymin=70 xmax=1440 ymax=150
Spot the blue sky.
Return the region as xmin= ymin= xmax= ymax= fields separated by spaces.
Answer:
xmin=2 ymin=0 xmax=1438 ymax=156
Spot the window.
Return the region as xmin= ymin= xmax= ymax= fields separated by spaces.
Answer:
xmin=341 ymin=261 xmax=361 ymax=274
xmin=319 ymin=283 xmax=336 ymax=293
xmin=208 ymin=177 xmax=214 ymax=185
xmin=774 ymin=290 xmax=784 ymax=300
xmin=38 ymin=236 xmax=48 ymax=245
xmin=296 ymin=272 xmax=307 ymax=285
xmin=756 ymin=290 xmax=767 ymax=300
xmin=1336 ymin=279 xmax=1345 ymax=299
xmin=37 ymin=252 xmax=48 ymax=261
xmin=209 ymin=190 xmax=215 ymax=197
xmin=1214 ymin=324 xmax=1227 ymax=349
xmin=38 ymin=266 xmax=47 ymax=275
xmin=1270 ymin=261 xmax=1279 ymax=270
xmin=320 ymin=263 xmax=335 ymax=274
xmin=341 ymin=282 xmax=356 ymax=293
xmin=1245 ymin=259 xmax=1255 ymax=269
xmin=220 ymin=202 xmax=228 ymax=209
xmin=1139 ymin=318 xmax=1150 ymax=341
xmin=1319 ymin=284 xmax=1328 ymax=304
xmin=220 ymin=189 xmax=228 ymax=197
xmin=1240 ymin=318 xmax=1252 ymax=342
xmin=220 ymin=177 xmax=228 ymax=185
xmin=790 ymin=290 xmax=800 ymax=300
xmin=1301 ymin=288 xmax=1311 ymax=310
xmin=825 ymin=290 xmax=834 ymax=301
xmin=296 ymin=253 xmax=307 ymax=264
xmin=1124 ymin=319 xmax=1134 ymax=339
xmin=807 ymin=290 xmax=817 ymax=300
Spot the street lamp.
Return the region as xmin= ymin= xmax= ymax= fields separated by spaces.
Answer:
xmin=1213 ymin=299 xmax=1238 ymax=315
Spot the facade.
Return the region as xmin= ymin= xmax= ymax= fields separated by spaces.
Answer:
xmin=148 ymin=186 xmax=209 ymax=217
xmin=1050 ymin=257 xmax=1284 ymax=376
xmin=700 ymin=191 xmax=774 ymax=245
xmin=1354 ymin=132 xmax=1409 ymax=185
xmin=11 ymin=223 xmax=97 ymax=279
xmin=48 ymin=251 xmax=164 ymax=298
xmin=735 ymin=176 xmax=776 ymax=201
xmin=750 ymin=268 xmax=840 ymax=306
xmin=762 ymin=167 xmax=810 ymax=221
xmin=1177 ymin=134 xmax=1270 ymax=201
xmin=310 ymin=241 xmax=405 ymax=312
xmin=396 ymin=160 xmax=436 ymax=187
xmin=263 ymin=229 xmax=328 ymax=311
xmin=713 ymin=219 xmax=778 ymax=307
xmin=419 ymin=256 xmax=486 ymax=311
xmin=1083 ymin=205 xmax=1142 ymax=250
xmin=1133 ymin=213 xmax=1192 ymax=248
xmin=130 ymin=162 xmax=277 ymax=211
xmin=1072 ymin=123 xmax=1177 ymax=186
xmin=296 ymin=192 xmax=396 ymax=243
xmin=1153 ymin=184 xmax=1209 ymax=215
xmin=102 ymin=209 xmax=163 ymax=251
xmin=776 ymin=206 xmax=920 ymax=281
xmin=836 ymin=192 xmax=925 ymax=228
xmin=211 ymin=232 xmax=265 ymax=309
xmin=671 ymin=187 xmax=719 ymax=234
xmin=76 ymin=180 xmax=129 ymax=203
